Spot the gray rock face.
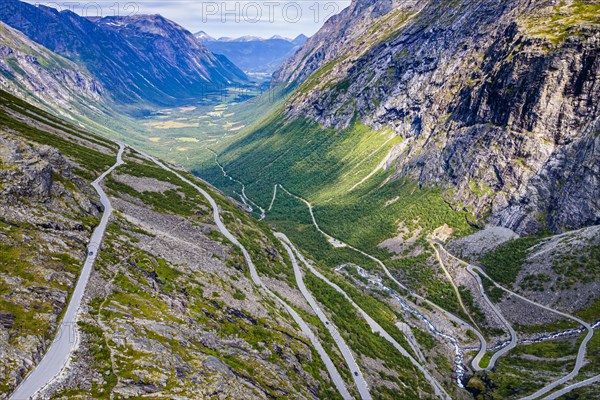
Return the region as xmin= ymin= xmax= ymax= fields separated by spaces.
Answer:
xmin=0 ymin=22 xmax=104 ymax=113
xmin=275 ymin=0 xmax=600 ymax=234
xmin=0 ymin=90 xmax=340 ymax=399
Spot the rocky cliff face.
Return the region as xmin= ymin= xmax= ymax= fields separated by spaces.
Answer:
xmin=0 ymin=0 xmax=248 ymax=106
xmin=0 ymin=93 xmax=107 ymax=394
xmin=275 ymin=0 xmax=600 ymax=234
xmin=0 ymin=22 xmax=104 ymax=113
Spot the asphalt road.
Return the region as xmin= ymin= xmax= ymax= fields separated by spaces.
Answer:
xmin=542 ymin=375 xmax=600 ymax=399
xmin=470 ymin=265 xmax=594 ymax=400
xmin=278 ymin=233 xmax=451 ymax=400
xmin=466 ymin=265 xmax=517 ymax=370
xmin=139 ymin=151 xmax=353 ymax=400
xmin=277 ymin=184 xmax=487 ymax=376
xmin=277 ymin=233 xmax=369 ymax=400
xmin=441 ymin=246 xmax=596 ymax=398
xmin=11 ymin=144 xmax=125 ymax=400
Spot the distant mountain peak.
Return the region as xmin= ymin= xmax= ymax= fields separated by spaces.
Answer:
xmin=209 ymin=34 xmax=306 ymax=43
xmin=0 ymin=1 xmax=247 ymax=105
xmin=292 ymin=34 xmax=309 ymax=45
xmin=233 ymin=35 xmax=264 ymax=42
xmin=201 ymin=33 xmax=309 ymax=73
xmin=270 ymin=34 xmax=291 ymax=41
xmin=194 ymin=30 xmax=215 ymax=41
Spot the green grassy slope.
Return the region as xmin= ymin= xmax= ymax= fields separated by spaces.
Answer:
xmin=199 ymin=115 xmax=475 ymax=298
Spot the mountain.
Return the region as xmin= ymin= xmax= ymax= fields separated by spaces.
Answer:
xmin=0 ymin=0 xmax=248 ymax=106
xmin=0 ymin=21 xmax=104 ymax=113
xmin=231 ymin=35 xmax=265 ymax=42
xmin=0 ymin=20 xmax=163 ymax=149
xmin=1 ymin=0 xmax=599 ymax=399
xmin=198 ymin=33 xmax=308 ymax=73
xmin=94 ymin=14 xmax=248 ymax=84
xmin=194 ymin=30 xmax=215 ymax=41
xmin=273 ymin=0 xmax=600 ymax=235
xmin=292 ymin=34 xmax=309 ymax=46
xmin=193 ymin=1 xmax=600 ymax=397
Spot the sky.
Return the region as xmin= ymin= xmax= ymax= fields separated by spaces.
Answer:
xmin=25 ymin=1 xmax=351 ymax=39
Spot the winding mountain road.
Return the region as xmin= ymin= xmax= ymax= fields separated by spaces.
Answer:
xmin=137 ymin=151 xmax=352 ymax=400
xmin=11 ymin=144 xmax=125 ymax=400
xmin=276 ymin=184 xmax=488 ymax=372
xmin=471 ymin=265 xmax=594 ymax=400
xmin=466 ymin=265 xmax=518 ymax=370
xmin=276 ymin=233 xmax=370 ymax=400
xmin=209 ymin=150 xmax=266 ymax=219
xmin=277 ymin=234 xmax=451 ymax=399
xmin=430 ymin=242 xmax=481 ymax=330
xmin=433 ymin=240 xmax=517 ymax=371
xmin=541 ymin=375 xmax=600 ymax=399
xmin=211 ymin=156 xmax=597 ymax=400
xmin=439 ymin=246 xmax=595 ymax=399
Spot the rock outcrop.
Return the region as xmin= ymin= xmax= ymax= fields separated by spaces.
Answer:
xmin=0 ymin=126 xmax=102 ymax=395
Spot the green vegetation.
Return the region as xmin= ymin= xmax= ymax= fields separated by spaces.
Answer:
xmin=479 ymin=352 xmax=492 ymax=369
xmin=522 ymin=273 xmax=551 ymax=291
xmin=296 ymin=60 xmax=342 ymax=95
xmin=316 ymin=175 xmax=474 ymax=256
xmin=512 ymin=337 xmax=580 ymax=359
xmin=186 ymin=110 xmax=482 ymax=394
xmin=0 ymin=90 xmax=117 ymax=180
xmin=576 ymin=297 xmax=600 ymax=323
xmin=77 ymin=321 xmax=117 ymax=398
xmin=523 ymin=0 xmax=600 ymax=46
xmin=104 ymin=152 xmax=214 ymax=219
xmin=469 ymin=335 xmax=584 ymax=399
xmin=304 ymin=271 xmax=429 ymax=399
xmin=202 ymin=116 xmax=474 ymax=300
xmin=513 ymin=318 xmax=578 ymax=335
xmin=479 ymin=235 xmax=546 ymax=285
xmin=0 ymin=225 xmax=83 ymax=341
xmin=83 ymin=214 xmax=342 ymax=399
xmin=105 ymin=176 xmax=205 ymax=217
xmin=580 ymin=325 xmax=600 ymax=375
xmin=458 ymin=285 xmax=487 ymax=327
xmin=553 ymin=244 xmax=600 ymax=289
xmin=478 ymin=273 xmax=505 ymax=303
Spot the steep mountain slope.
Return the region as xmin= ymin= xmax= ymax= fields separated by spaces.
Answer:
xmin=95 ymin=15 xmax=247 ymax=84
xmin=271 ymin=0 xmax=600 ymax=235
xmin=0 ymin=20 xmax=168 ymax=149
xmin=0 ymin=22 xmax=104 ymax=115
xmin=1 ymin=0 xmax=598 ymax=398
xmin=199 ymin=34 xmax=308 ymax=73
xmin=0 ymin=21 xmax=102 ymax=102
xmin=0 ymin=90 xmax=345 ymax=399
xmin=0 ymin=0 xmax=247 ymax=106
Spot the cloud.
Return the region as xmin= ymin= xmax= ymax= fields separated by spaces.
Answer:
xmin=24 ymin=0 xmax=351 ymax=38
